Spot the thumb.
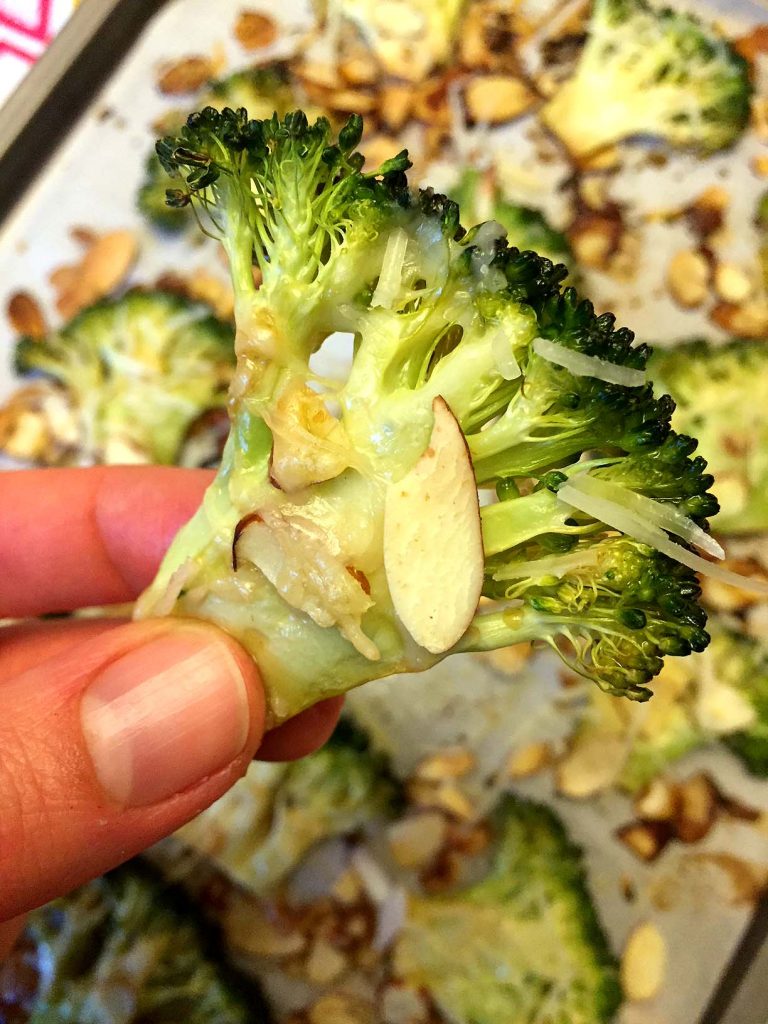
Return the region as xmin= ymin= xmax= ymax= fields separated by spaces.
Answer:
xmin=0 ymin=619 xmax=264 ymax=921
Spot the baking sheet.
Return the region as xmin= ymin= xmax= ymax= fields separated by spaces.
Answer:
xmin=2 ymin=0 xmax=768 ymax=1021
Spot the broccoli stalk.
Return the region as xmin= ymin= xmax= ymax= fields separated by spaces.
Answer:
xmin=137 ymin=109 xmax=721 ymax=723
xmin=393 ymin=795 xmax=621 ymax=1023
xmin=541 ymin=0 xmax=751 ymax=159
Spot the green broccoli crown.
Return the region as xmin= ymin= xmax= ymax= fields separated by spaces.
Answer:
xmin=14 ymin=291 xmax=234 ymax=466
xmin=541 ymin=0 xmax=751 ymax=158
xmin=139 ymin=110 xmax=719 ymax=721
xmin=139 ymin=63 xmax=297 ymax=232
xmin=176 ymin=715 xmax=400 ymax=892
xmin=650 ymin=339 xmax=768 ymax=534
xmin=16 ymin=861 xmax=266 ymax=1023
xmin=394 ymin=795 xmax=621 ymax=1023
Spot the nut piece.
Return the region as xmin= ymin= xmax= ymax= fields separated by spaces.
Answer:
xmin=714 ymin=263 xmax=754 ymax=304
xmin=381 ymin=983 xmax=430 ymax=1024
xmin=621 ymin=922 xmax=667 ymax=1001
xmin=674 ymin=772 xmax=718 ymax=844
xmin=634 ymin=778 xmax=678 ymax=822
xmin=225 ymin=897 xmax=306 ymax=958
xmin=53 ymin=230 xmax=138 ymax=319
xmin=666 ymin=250 xmax=710 ymax=308
xmin=156 ymin=56 xmax=213 ymax=94
xmin=616 ymin=821 xmax=672 ymax=862
xmin=305 ymin=938 xmax=348 ymax=985
xmin=464 ymin=75 xmax=535 ymax=124
xmin=234 ymin=10 xmax=277 ymax=49
xmin=7 ymin=291 xmax=46 ymax=338
xmin=506 ymin=741 xmax=552 ymax=779
xmin=556 ymin=734 xmax=625 ymax=798
xmin=379 ymin=84 xmax=414 ymax=132
xmin=415 ymin=748 xmax=475 ymax=780
xmin=387 ymin=811 xmax=447 ymax=868
xmin=307 ymin=994 xmax=377 ymax=1024
xmin=711 ymin=299 xmax=768 ymax=338
xmin=384 ymin=396 xmax=484 ymax=655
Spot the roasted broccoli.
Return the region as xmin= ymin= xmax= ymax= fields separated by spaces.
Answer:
xmin=541 ymin=0 xmax=751 ymax=159
xmin=136 ymin=109 xmax=726 ymax=724
xmin=562 ymin=620 xmax=768 ymax=793
xmin=650 ymin=339 xmax=768 ymax=534
xmin=449 ymin=167 xmax=575 ymax=277
xmin=176 ymin=718 xmax=400 ymax=891
xmin=3 ymin=861 xmax=266 ymax=1024
xmin=12 ymin=291 xmax=234 ymax=466
xmin=393 ymin=795 xmax=621 ymax=1023
xmin=138 ymin=65 xmax=297 ymax=232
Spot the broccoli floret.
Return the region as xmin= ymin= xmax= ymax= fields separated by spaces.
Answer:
xmin=650 ymin=339 xmax=768 ymax=534
xmin=540 ymin=0 xmax=751 ymax=159
xmin=176 ymin=718 xmax=400 ymax=892
xmin=7 ymin=861 xmax=266 ymax=1024
xmin=393 ymin=795 xmax=621 ymax=1023
xmin=449 ymin=167 xmax=576 ymax=277
xmin=136 ymin=109 xmax=718 ymax=723
xmin=14 ymin=291 xmax=234 ymax=466
xmin=138 ymin=65 xmax=297 ymax=232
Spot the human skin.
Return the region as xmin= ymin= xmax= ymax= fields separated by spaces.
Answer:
xmin=0 ymin=466 xmax=342 ymax=947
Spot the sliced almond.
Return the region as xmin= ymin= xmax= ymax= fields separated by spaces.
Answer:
xmin=305 ymin=938 xmax=348 ymax=985
xmin=54 ymin=230 xmax=138 ymax=319
xmin=379 ymin=84 xmax=414 ymax=132
xmin=506 ymin=741 xmax=552 ymax=779
xmin=156 ymin=55 xmax=213 ymax=94
xmin=674 ymin=772 xmax=718 ymax=844
xmin=415 ymin=748 xmax=475 ymax=780
xmin=381 ymin=983 xmax=430 ymax=1024
xmin=634 ymin=778 xmax=678 ymax=822
xmin=752 ymin=154 xmax=768 ymax=177
xmin=621 ymin=922 xmax=666 ymax=1001
xmin=326 ymin=88 xmax=376 ymax=114
xmin=387 ymin=812 xmax=447 ymax=869
xmin=234 ymin=10 xmax=277 ymax=49
xmin=307 ymin=994 xmax=377 ymax=1024
xmin=384 ymin=396 xmax=483 ymax=655
xmin=616 ymin=821 xmax=672 ymax=862
xmin=464 ymin=75 xmax=535 ymax=125
xmin=7 ymin=291 xmax=46 ymax=338
xmin=556 ymin=733 xmax=625 ymax=798
xmin=225 ymin=897 xmax=306 ymax=958
xmin=339 ymin=54 xmax=380 ymax=87
xmin=714 ymin=263 xmax=754 ymax=304
xmin=666 ymin=249 xmax=710 ymax=308
xmin=711 ymin=298 xmax=768 ymax=338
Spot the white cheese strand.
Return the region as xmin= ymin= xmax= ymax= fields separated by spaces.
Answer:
xmin=371 ymin=227 xmax=408 ymax=309
xmin=533 ymin=336 xmax=646 ymax=388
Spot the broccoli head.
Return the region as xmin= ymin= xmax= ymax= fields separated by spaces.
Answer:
xmin=135 ymin=109 xmax=723 ymax=723
xmin=176 ymin=718 xmax=400 ymax=892
xmin=138 ymin=65 xmax=298 ymax=232
xmin=4 ymin=861 xmax=266 ymax=1024
xmin=13 ymin=291 xmax=234 ymax=466
xmin=393 ymin=795 xmax=621 ymax=1023
xmin=650 ymin=339 xmax=768 ymax=534
xmin=449 ymin=167 xmax=576 ymax=278
xmin=541 ymin=0 xmax=751 ymax=159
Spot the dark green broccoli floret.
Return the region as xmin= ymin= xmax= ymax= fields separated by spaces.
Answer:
xmin=393 ymin=795 xmax=621 ymax=1023
xmin=138 ymin=65 xmax=297 ymax=232
xmin=176 ymin=717 xmax=401 ymax=891
xmin=449 ymin=167 xmax=575 ymax=277
xmin=14 ymin=291 xmax=234 ymax=466
xmin=650 ymin=339 xmax=768 ymax=534
xmin=6 ymin=861 xmax=267 ymax=1024
xmin=541 ymin=0 xmax=751 ymax=158
xmin=135 ymin=109 xmax=718 ymax=722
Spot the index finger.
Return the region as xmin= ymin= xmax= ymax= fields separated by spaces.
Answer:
xmin=0 ymin=467 xmax=211 ymax=618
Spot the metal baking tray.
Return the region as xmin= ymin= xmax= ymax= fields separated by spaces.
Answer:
xmin=2 ymin=1 xmax=768 ymax=1021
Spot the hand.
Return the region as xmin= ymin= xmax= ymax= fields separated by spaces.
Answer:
xmin=0 ymin=466 xmax=342 ymax=950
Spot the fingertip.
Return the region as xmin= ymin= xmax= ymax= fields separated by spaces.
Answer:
xmin=257 ymin=696 xmax=344 ymax=761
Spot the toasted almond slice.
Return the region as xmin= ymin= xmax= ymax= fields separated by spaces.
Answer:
xmin=714 ymin=263 xmax=754 ymax=304
xmin=305 ymin=938 xmax=348 ymax=985
xmin=307 ymin=994 xmax=377 ymax=1024
xmin=555 ymin=733 xmax=625 ymax=798
xmin=674 ymin=773 xmax=719 ymax=844
xmin=388 ymin=812 xmax=447 ymax=869
xmin=464 ymin=75 xmax=535 ymax=124
xmin=666 ymin=249 xmax=710 ymax=308
xmin=616 ymin=821 xmax=672 ymax=862
xmin=507 ymin=741 xmax=552 ymax=779
xmin=634 ymin=778 xmax=678 ymax=822
xmin=416 ymin=748 xmax=475 ymax=780
xmin=384 ymin=396 xmax=483 ymax=654
xmin=379 ymin=83 xmax=414 ymax=132
xmin=156 ymin=55 xmax=213 ymax=94
xmin=234 ymin=10 xmax=277 ymax=49
xmin=622 ymin=922 xmax=667 ymax=1001
xmin=7 ymin=291 xmax=46 ymax=338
